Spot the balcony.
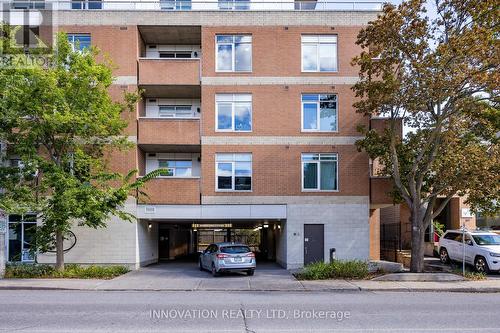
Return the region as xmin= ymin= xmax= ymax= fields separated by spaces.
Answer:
xmin=138 ymin=58 xmax=200 ymax=87
xmin=139 ymin=177 xmax=200 ymax=205
xmin=138 ymin=118 xmax=200 ymax=149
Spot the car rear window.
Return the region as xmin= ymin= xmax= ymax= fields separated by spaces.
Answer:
xmin=444 ymin=232 xmax=459 ymax=240
xmin=220 ymin=246 xmax=251 ymax=254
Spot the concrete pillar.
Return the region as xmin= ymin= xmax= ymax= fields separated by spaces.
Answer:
xmin=369 ymin=209 xmax=380 ymax=260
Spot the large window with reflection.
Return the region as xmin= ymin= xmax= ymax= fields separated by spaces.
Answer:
xmin=216 ymin=94 xmax=252 ymax=132
xmin=301 ymin=94 xmax=338 ymax=132
xmin=216 ymin=153 xmax=252 ymax=191
xmin=301 ymin=35 xmax=338 ymax=72
xmin=216 ymin=35 xmax=252 ymax=72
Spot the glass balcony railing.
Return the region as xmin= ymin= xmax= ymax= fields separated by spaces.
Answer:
xmin=5 ymin=0 xmax=384 ymax=11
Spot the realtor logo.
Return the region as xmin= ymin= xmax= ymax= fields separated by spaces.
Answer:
xmin=0 ymin=2 xmax=56 ymax=66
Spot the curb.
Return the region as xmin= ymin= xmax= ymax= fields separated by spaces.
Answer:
xmin=1 ymin=286 xmax=500 ymax=293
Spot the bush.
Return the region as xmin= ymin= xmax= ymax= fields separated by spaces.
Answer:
xmin=295 ymin=260 xmax=369 ymax=280
xmin=5 ymin=263 xmax=130 ymax=279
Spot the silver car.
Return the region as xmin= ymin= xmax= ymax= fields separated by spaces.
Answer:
xmin=199 ymin=242 xmax=256 ymax=277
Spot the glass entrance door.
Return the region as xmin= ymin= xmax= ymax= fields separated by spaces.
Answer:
xmin=8 ymin=215 xmax=37 ymax=262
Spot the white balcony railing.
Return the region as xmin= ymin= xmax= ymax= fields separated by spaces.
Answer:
xmin=5 ymin=0 xmax=384 ymax=11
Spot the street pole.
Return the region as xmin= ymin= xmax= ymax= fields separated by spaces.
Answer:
xmin=0 ymin=233 xmax=4 ymax=278
xmin=0 ymin=214 xmax=6 ymax=279
xmin=462 ymin=222 xmax=466 ymax=277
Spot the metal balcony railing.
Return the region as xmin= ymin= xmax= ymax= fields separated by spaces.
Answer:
xmin=5 ymin=0 xmax=384 ymax=11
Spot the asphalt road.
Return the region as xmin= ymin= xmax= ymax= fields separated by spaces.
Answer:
xmin=1 ymin=290 xmax=500 ymax=333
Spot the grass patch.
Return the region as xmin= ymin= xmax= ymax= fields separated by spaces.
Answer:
xmin=295 ymin=260 xmax=370 ymax=280
xmin=5 ymin=263 xmax=130 ymax=279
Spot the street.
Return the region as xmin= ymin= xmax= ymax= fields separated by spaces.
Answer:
xmin=1 ymin=290 xmax=500 ymax=332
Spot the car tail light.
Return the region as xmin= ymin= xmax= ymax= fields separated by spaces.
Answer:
xmin=216 ymin=254 xmax=228 ymax=259
xmin=246 ymin=252 xmax=255 ymax=258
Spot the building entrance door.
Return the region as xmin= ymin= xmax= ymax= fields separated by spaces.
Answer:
xmin=304 ymin=224 xmax=324 ymax=265
xmin=158 ymin=229 xmax=170 ymax=260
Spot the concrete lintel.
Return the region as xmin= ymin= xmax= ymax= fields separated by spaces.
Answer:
xmin=137 ymin=204 xmax=287 ymax=220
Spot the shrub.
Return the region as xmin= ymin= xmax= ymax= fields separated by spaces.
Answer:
xmin=5 ymin=263 xmax=130 ymax=279
xmin=4 ymin=263 xmax=56 ymax=278
xmin=295 ymin=260 xmax=369 ymax=280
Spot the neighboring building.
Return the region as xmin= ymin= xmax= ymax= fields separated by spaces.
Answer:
xmin=2 ymin=0 xmax=398 ymax=269
xmin=379 ymin=198 xmax=477 ymax=261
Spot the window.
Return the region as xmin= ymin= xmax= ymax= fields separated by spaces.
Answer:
xmin=67 ymin=34 xmax=91 ymax=52
xmin=216 ymin=153 xmax=252 ymax=191
xmin=8 ymin=214 xmax=37 ymax=262
xmin=158 ymin=105 xmax=193 ymax=118
xmin=216 ymin=94 xmax=252 ymax=131
xmin=301 ymin=35 xmax=337 ymax=72
xmin=302 ymin=153 xmax=338 ymax=191
xmin=160 ymin=0 xmax=192 ymax=10
xmin=301 ymin=94 xmax=338 ymax=132
xmin=71 ymin=0 xmax=102 ymax=10
xmin=444 ymin=232 xmax=459 ymax=240
xmin=159 ymin=51 xmax=193 ymax=58
xmin=216 ymin=35 xmax=252 ymax=72
xmin=158 ymin=160 xmax=192 ymax=177
xmin=218 ymin=0 xmax=250 ymax=10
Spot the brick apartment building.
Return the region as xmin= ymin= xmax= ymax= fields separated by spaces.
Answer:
xmin=3 ymin=0 xmax=473 ymax=269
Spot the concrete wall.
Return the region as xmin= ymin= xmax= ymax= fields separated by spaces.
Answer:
xmin=37 ymin=198 xmax=139 ymax=268
xmin=285 ymin=200 xmax=369 ymax=269
xmin=137 ymin=220 xmax=158 ymax=266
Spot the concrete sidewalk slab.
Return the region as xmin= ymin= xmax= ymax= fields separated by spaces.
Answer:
xmin=372 ymin=272 xmax=465 ymax=282
xmin=1 ymin=262 xmax=499 ymax=293
xmin=299 ymin=280 xmax=359 ymax=291
xmin=0 ymin=278 xmax=105 ymax=290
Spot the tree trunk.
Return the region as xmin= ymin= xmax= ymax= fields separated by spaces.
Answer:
xmin=55 ymin=230 xmax=64 ymax=271
xmin=410 ymin=205 xmax=427 ymax=273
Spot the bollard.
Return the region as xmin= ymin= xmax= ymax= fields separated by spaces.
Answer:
xmin=329 ymin=248 xmax=336 ymax=263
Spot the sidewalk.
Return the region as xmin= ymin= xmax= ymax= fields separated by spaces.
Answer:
xmin=1 ymin=274 xmax=500 ymax=293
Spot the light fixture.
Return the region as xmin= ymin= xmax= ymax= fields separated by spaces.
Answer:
xmin=263 ymin=224 xmax=269 ymax=228
xmin=278 ymin=225 xmax=281 ymax=229
xmin=258 ymin=226 xmax=263 ymax=230
xmin=148 ymin=223 xmax=152 ymax=229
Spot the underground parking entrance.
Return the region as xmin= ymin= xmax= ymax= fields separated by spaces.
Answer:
xmin=152 ymin=220 xmax=282 ymax=267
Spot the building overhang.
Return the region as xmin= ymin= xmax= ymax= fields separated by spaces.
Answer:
xmin=137 ymin=204 xmax=287 ymax=220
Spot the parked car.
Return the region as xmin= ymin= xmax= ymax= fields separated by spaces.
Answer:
xmin=199 ymin=242 xmax=256 ymax=277
xmin=439 ymin=230 xmax=500 ymax=273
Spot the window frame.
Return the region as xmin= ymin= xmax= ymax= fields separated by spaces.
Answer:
xmin=300 ymin=93 xmax=338 ymax=132
xmin=301 ymin=153 xmax=339 ymax=192
xmin=215 ymin=94 xmax=253 ymax=132
xmin=215 ymin=35 xmax=252 ymax=73
xmin=215 ymin=153 xmax=253 ymax=192
xmin=301 ymin=35 xmax=338 ymax=73
xmin=157 ymin=159 xmax=193 ymax=177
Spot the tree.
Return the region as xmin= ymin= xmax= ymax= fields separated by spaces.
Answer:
xmin=352 ymin=0 xmax=500 ymax=272
xmin=0 ymin=32 xmax=153 ymax=271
